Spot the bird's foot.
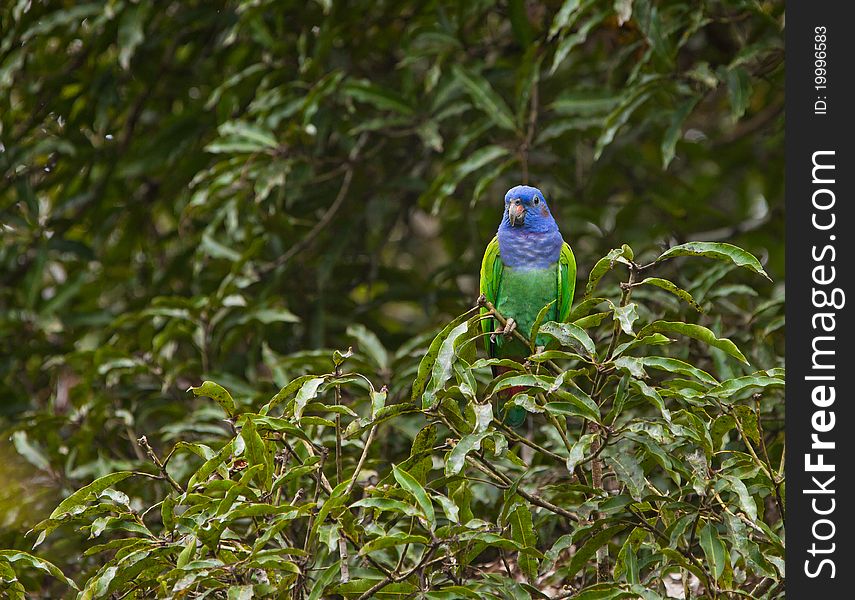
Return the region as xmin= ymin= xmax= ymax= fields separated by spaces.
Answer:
xmin=502 ymin=318 xmax=517 ymax=338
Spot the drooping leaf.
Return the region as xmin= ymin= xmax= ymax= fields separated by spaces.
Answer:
xmin=539 ymin=321 xmax=596 ymax=357
xmin=393 ymin=465 xmax=436 ymax=530
xmin=585 ymin=246 xmax=633 ymax=297
xmin=413 ymin=310 xmax=478 ymax=407
xmin=49 ymin=472 xmax=135 ymax=520
xmin=359 ymin=533 xmax=430 ymax=556
xmin=509 ymin=504 xmax=539 ymax=582
xmin=445 ymin=432 xmax=490 ymax=478
xmin=347 ymin=323 xmax=389 ymax=370
xmin=699 ymin=522 xmax=728 ymax=582
xmin=564 ymin=525 xmax=628 ymax=580
xmin=0 ymin=551 xmax=78 ymax=590
xmin=188 ymin=381 xmax=237 ymax=417
xmin=657 ymin=242 xmax=770 ymax=280
xmin=637 ymin=277 xmax=702 ymax=312
xmin=640 ymin=356 xmax=717 ymax=385
xmin=452 ymin=65 xmax=517 ymax=131
xmin=661 ymin=96 xmax=699 ymax=168
xmin=636 ymin=321 xmax=748 ymax=364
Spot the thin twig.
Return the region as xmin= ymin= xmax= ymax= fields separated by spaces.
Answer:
xmin=491 ymin=418 xmax=565 ymax=463
xmin=476 ymin=296 xmax=565 ymax=375
xmin=137 ymin=436 xmax=184 ymax=494
xmin=262 ymin=133 xmax=368 ymax=274
xmin=345 ymin=424 xmax=379 ymax=497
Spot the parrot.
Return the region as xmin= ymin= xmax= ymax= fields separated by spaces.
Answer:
xmin=479 ymin=185 xmax=576 ymax=427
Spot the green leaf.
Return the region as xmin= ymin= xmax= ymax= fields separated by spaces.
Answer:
xmin=216 ymin=120 xmax=279 ymax=150
xmin=294 ymin=377 xmax=326 ymax=419
xmin=661 ymin=96 xmax=699 ymax=168
xmin=344 ymin=79 xmax=414 ymax=115
xmin=404 ymin=423 xmax=437 ymax=483
xmin=595 ymin=82 xmax=657 ymax=160
xmin=640 ymin=356 xmax=717 ymax=385
xmin=549 ymin=0 xmax=583 ymax=39
xmin=188 ymin=381 xmax=236 ymax=417
xmin=334 ymin=580 xmax=418 ymax=598
xmin=433 ymin=493 xmax=460 ymax=524
xmin=636 ymin=321 xmax=748 ymax=364
xmin=565 ymin=433 xmax=596 ymax=474
xmin=530 ymin=300 xmax=556 ymax=352
xmin=413 ymin=310 xmax=477 ymax=407
xmin=565 ymin=525 xmax=627 ymax=580
xmin=235 ymin=306 xmax=300 ymax=325
xmin=264 ymin=374 xmax=324 ymax=414
xmin=733 ymin=405 xmax=760 ymax=444
xmin=613 ymin=333 xmax=671 ymax=357
xmin=539 ymin=321 xmax=596 ymax=357
xmin=528 ymin=350 xmax=588 ymax=363
xmin=49 ymin=472 xmax=135 ymax=520
xmin=11 ymin=431 xmax=50 ymax=471
xmin=452 ymin=65 xmax=517 ymax=131
xmin=240 ymin=418 xmax=271 ymax=489
xmin=509 ymin=504 xmax=539 ymax=582
xmin=573 ymin=311 xmax=611 ymax=329
xmin=726 ymin=66 xmax=752 ymax=120
xmin=637 ymin=277 xmax=702 ymax=311
xmin=585 ymin=246 xmax=633 ymax=297
xmin=309 ymin=481 xmax=351 ymax=547
xmin=546 ymin=382 xmax=601 ymax=423
xmin=351 ymin=498 xmax=420 ymax=517
xmin=699 ymin=522 xmax=727 ymax=582
xmin=0 ymin=551 xmax=78 ymax=590
xmin=613 ymin=356 xmax=646 ymax=379
xmin=656 ymin=242 xmax=770 ymax=280
xmin=610 ymin=302 xmax=639 ymax=335
xmin=117 ymin=4 xmax=150 ymax=71
xmin=307 ymin=561 xmax=340 ymax=600
xmin=721 ymin=475 xmax=758 ymax=522
xmin=176 ymin=536 xmax=196 ymax=569
xmin=550 ymin=13 xmax=605 ymax=75
xmin=630 ymin=379 xmax=670 ymax=422
xmin=445 ymin=432 xmax=489 ymax=478
xmin=489 ymin=374 xmax=554 ymax=396
xmin=507 ymin=392 xmax=544 ymax=414
xmin=604 ymin=447 xmax=646 ymax=500
xmin=347 ymin=323 xmax=389 ymax=370
xmin=359 ymin=533 xmax=430 ymax=556
xmin=227 ymin=585 xmax=254 ymax=600
xmin=708 ymin=375 xmax=784 ymax=400
xmin=615 ymin=527 xmax=645 ymax=584
xmin=393 ymin=464 xmax=436 ymax=530
xmin=187 ymin=440 xmax=234 ymax=490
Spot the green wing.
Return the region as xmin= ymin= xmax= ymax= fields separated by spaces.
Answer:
xmin=480 ymin=236 xmax=575 ymax=353
xmin=479 ymin=236 xmax=504 ymax=352
xmin=557 ymin=242 xmax=577 ymax=322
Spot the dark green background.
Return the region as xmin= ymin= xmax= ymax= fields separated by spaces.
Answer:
xmin=0 ymin=0 xmax=783 ymax=593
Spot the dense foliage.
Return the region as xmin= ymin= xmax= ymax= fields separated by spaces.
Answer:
xmin=1 ymin=0 xmax=784 ymax=598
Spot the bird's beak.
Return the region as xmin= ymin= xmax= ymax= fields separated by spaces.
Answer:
xmin=508 ymin=202 xmax=525 ymax=226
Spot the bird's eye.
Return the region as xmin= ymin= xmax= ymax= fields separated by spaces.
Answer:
xmin=533 ymin=197 xmax=540 ymax=205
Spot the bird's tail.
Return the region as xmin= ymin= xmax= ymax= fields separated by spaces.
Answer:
xmin=494 ymin=365 xmax=528 ymax=429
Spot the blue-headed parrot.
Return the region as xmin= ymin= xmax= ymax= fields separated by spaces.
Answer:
xmin=480 ymin=185 xmax=576 ymax=427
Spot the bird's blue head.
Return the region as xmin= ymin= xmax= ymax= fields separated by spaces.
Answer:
xmin=496 ymin=185 xmax=563 ymax=268
xmin=501 ymin=185 xmax=556 ymax=233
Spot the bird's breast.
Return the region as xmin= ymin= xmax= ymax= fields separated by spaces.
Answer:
xmin=496 ymin=228 xmax=562 ymax=269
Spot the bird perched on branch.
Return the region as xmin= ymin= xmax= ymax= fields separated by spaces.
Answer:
xmin=480 ymin=185 xmax=576 ymax=427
